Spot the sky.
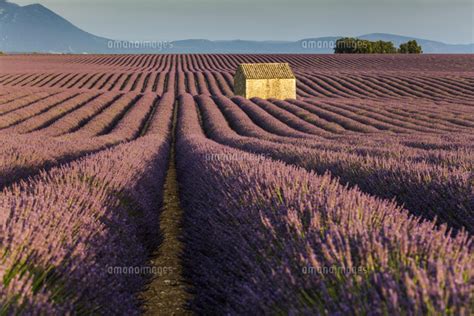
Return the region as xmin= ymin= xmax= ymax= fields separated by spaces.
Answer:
xmin=11 ymin=0 xmax=474 ymax=44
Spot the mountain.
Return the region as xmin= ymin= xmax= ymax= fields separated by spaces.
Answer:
xmin=0 ymin=1 xmax=472 ymax=54
xmin=0 ymin=0 xmax=110 ymax=53
xmin=168 ymin=35 xmax=473 ymax=54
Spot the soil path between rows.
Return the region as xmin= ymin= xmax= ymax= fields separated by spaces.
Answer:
xmin=141 ymin=102 xmax=192 ymax=315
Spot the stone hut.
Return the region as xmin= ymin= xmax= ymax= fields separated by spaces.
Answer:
xmin=233 ymin=63 xmax=296 ymax=99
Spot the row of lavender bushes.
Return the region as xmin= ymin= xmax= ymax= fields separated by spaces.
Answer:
xmin=213 ymin=95 xmax=473 ymax=169
xmin=176 ymin=93 xmax=473 ymax=315
xmin=0 ymin=90 xmax=55 ymax=116
xmin=196 ymin=95 xmax=474 ymax=234
xmin=0 ymin=93 xmax=159 ymax=189
xmin=0 ymin=91 xmax=90 ymax=130
xmin=0 ymin=93 xmax=174 ymax=314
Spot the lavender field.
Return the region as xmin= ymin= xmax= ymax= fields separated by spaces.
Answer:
xmin=0 ymin=54 xmax=473 ymax=315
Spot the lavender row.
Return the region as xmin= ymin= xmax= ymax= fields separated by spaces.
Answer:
xmin=0 ymin=90 xmax=54 ymax=116
xmin=30 ymin=92 xmax=122 ymax=137
xmin=213 ymin=95 xmax=473 ymax=169
xmin=63 ymin=92 xmax=140 ymax=138
xmin=0 ymin=97 xmax=174 ymax=314
xmin=176 ymin=94 xmax=473 ymax=314
xmin=0 ymin=91 xmax=82 ymax=129
xmin=0 ymin=93 xmax=161 ymax=189
xmin=2 ymin=91 xmax=98 ymax=134
xmin=196 ymin=95 xmax=474 ymax=233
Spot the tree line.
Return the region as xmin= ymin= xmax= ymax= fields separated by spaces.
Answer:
xmin=334 ymin=38 xmax=423 ymax=54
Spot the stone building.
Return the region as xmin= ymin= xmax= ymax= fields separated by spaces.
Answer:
xmin=234 ymin=63 xmax=296 ymax=99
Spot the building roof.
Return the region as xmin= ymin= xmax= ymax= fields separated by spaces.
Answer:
xmin=236 ymin=63 xmax=295 ymax=79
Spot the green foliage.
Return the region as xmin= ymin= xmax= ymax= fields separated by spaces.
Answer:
xmin=371 ymin=40 xmax=397 ymax=54
xmin=335 ymin=38 xmax=396 ymax=54
xmin=334 ymin=38 xmax=371 ymax=54
xmin=398 ymin=40 xmax=423 ymax=54
xmin=335 ymin=38 xmax=422 ymax=54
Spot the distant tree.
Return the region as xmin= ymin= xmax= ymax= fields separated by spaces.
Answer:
xmin=398 ymin=40 xmax=423 ymax=54
xmin=334 ymin=38 xmax=356 ymax=53
xmin=371 ymin=40 xmax=397 ymax=54
xmin=335 ymin=38 xmax=397 ymax=54
xmin=334 ymin=38 xmax=371 ymax=54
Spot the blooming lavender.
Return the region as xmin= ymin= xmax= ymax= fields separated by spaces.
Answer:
xmin=176 ymin=94 xmax=473 ymax=315
xmin=0 ymin=53 xmax=472 ymax=314
xmin=0 ymin=96 xmax=174 ymax=314
xmin=0 ymin=92 xmax=162 ymax=189
xmin=196 ymin=94 xmax=474 ymax=233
